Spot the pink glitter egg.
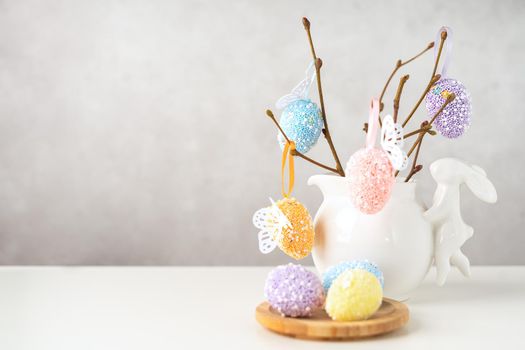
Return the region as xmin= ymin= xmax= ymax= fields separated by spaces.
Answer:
xmin=345 ymin=148 xmax=395 ymax=214
xmin=425 ymin=78 xmax=472 ymax=139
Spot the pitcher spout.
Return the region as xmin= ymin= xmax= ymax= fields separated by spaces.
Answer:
xmin=307 ymin=174 xmax=348 ymax=198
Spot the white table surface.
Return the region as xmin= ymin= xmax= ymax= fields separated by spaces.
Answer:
xmin=0 ymin=266 xmax=523 ymax=349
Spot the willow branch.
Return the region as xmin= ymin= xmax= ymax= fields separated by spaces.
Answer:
xmin=265 ymin=110 xmax=289 ymax=142
xmin=401 ymin=32 xmax=448 ymax=129
xmin=393 ymin=75 xmax=410 ymax=123
xmin=404 ymin=121 xmax=427 ymax=181
xmin=303 ymin=17 xmax=345 ymax=176
xmin=265 ymin=110 xmax=340 ymax=175
xmin=291 ymin=150 xmax=340 ymax=173
xmin=403 ymin=125 xmax=435 ymax=139
xmin=409 ymin=94 xmax=455 ymax=153
xmin=302 ymin=17 xmax=317 ymax=61
xmin=428 ymin=93 xmax=455 ymax=125
xmin=432 ymin=30 xmax=448 ymax=77
xmin=405 ymin=164 xmax=423 ymax=182
xmin=401 ymin=74 xmax=441 ymax=127
xmin=396 ymin=93 xmax=455 ymax=177
xmin=378 ymin=41 xmax=434 ymax=117
xmin=395 ymin=130 xmax=425 ymax=178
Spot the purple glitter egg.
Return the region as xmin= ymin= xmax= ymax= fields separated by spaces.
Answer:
xmin=425 ymin=78 xmax=472 ymax=139
xmin=264 ymin=263 xmax=325 ymax=317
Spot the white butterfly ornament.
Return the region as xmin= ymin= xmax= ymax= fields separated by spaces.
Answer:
xmin=252 ymin=198 xmax=291 ymax=254
xmin=381 ymin=115 xmax=408 ymax=171
xmin=275 ymin=61 xmax=316 ymax=110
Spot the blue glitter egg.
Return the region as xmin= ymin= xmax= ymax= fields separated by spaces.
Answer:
xmin=322 ymin=260 xmax=384 ymax=291
xmin=278 ymin=99 xmax=323 ymax=154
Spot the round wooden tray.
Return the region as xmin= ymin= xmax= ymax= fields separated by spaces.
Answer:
xmin=255 ymin=298 xmax=409 ymax=340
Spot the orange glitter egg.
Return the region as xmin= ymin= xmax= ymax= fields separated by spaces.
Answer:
xmin=275 ymin=197 xmax=315 ymax=260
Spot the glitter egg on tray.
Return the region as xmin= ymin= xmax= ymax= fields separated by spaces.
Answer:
xmin=275 ymin=197 xmax=315 ymax=260
xmin=264 ymin=263 xmax=325 ymax=317
xmin=278 ymin=99 xmax=323 ymax=154
xmin=345 ymin=148 xmax=395 ymax=214
xmin=425 ymin=78 xmax=472 ymax=139
xmin=325 ymin=269 xmax=383 ymax=321
xmin=322 ymin=260 xmax=384 ymax=291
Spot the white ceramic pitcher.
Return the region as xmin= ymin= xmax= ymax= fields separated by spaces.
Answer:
xmin=308 ymin=158 xmax=497 ymax=300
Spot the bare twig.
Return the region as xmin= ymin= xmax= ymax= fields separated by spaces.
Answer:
xmin=265 ymin=110 xmax=289 ymax=143
xmin=302 ymin=18 xmax=316 ymax=60
xmin=405 ymin=164 xmax=423 ymax=182
xmin=432 ymin=30 xmax=448 ymax=77
xmin=404 ymin=125 xmax=433 ymax=139
xmin=409 ymin=94 xmax=455 ymax=153
xmin=291 ymin=149 xmax=340 ymax=173
xmin=401 ymin=74 xmax=441 ymax=127
xmin=428 ymin=93 xmax=455 ymax=125
xmin=395 ymin=130 xmax=424 ymax=178
xmin=396 ymin=93 xmax=455 ymax=177
xmin=401 ymin=32 xmax=448 ymax=129
xmin=393 ymin=75 xmax=410 ymax=123
xmin=404 ymin=121 xmax=427 ymax=181
xmin=378 ymin=41 xmax=434 ymax=116
xmin=303 ymin=17 xmax=345 ymax=176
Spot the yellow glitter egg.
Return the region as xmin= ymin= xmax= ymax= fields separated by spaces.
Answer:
xmin=275 ymin=197 xmax=315 ymax=260
xmin=325 ymin=269 xmax=383 ymax=321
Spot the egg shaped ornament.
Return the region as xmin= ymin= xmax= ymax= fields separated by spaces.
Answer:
xmin=322 ymin=260 xmax=384 ymax=292
xmin=274 ymin=197 xmax=315 ymax=260
xmin=252 ymin=141 xmax=315 ymax=260
xmin=325 ymin=269 xmax=383 ymax=321
xmin=275 ymin=62 xmax=324 ymax=154
xmin=425 ymin=26 xmax=472 ymax=139
xmin=264 ymin=263 xmax=325 ymax=317
xmin=346 ymin=99 xmax=395 ymax=214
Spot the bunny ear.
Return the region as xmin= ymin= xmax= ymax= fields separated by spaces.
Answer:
xmin=464 ymin=166 xmax=498 ymax=203
xmin=471 ymin=164 xmax=487 ymax=177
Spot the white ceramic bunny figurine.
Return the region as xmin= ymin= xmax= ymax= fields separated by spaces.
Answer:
xmin=424 ymin=158 xmax=498 ymax=286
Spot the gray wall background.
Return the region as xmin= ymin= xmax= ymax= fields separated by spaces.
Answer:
xmin=0 ymin=0 xmax=523 ymax=265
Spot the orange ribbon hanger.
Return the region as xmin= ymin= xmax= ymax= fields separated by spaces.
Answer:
xmin=281 ymin=140 xmax=296 ymax=198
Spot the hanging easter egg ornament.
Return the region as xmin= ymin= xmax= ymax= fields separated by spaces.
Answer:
xmin=425 ymin=27 xmax=472 ymax=139
xmin=275 ymin=62 xmax=324 ymax=154
xmin=346 ymin=99 xmax=396 ymax=214
xmin=252 ymin=141 xmax=315 ymax=260
xmin=264 ymin=263 xmax=325 ymax=317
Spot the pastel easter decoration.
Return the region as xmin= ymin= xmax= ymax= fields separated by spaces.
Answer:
xmin=425 ymin=27 xmax=472 ymax=139
xmin=345 ymin=99 xmax=396 ymax=214
xmin=325 ymin=269 xmax=383 ymax=321
xmin=252 ymin=141 xmax=315 ymax=260
xmin=322 ymin=260 xmax=384 ymax=291
xmin=276 ymin=62 xmax=323 ymax=154
xmin=264 ymin=263 xmax=325 ymax=317
xmin=254 ymin=19 xmax=495 ymax=339
xmin=381 ymin=115 xmax=408 ymax=171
